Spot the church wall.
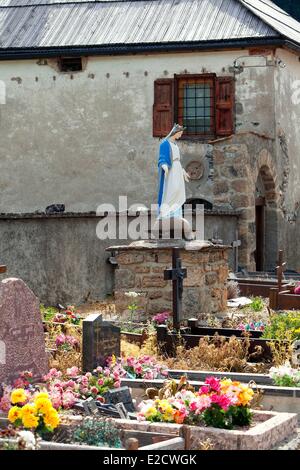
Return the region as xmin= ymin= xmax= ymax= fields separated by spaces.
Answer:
xmin=0 ymin=49 xmax=275 ymax=214
xmin=273 ymin=48 xmax=300 ymax=271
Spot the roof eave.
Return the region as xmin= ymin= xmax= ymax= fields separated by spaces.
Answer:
xmin=0 ymin=37 xmax=289 ymax=60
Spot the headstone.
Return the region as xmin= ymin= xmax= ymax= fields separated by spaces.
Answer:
xmin=115 ymin=402 xmax=130 ymax=419
xmin=0 ymin=278 xmax=48 ymax=384
xmin=82 ymin=313 xmax=120 ymax=372
xmin=82 ymin=397 xmax=98 ymax=415
xmin=105 ymin=386 xmax=135 ymax=412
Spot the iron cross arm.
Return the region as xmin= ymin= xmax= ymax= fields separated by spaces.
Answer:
xmin=164 ymin=267 xmax=187 ymax=281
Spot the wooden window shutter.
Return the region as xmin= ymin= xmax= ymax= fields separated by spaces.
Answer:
xmin=153 ymin=79 xmax=174 ymax=137
xmin=216 ymin=77 xmax=235 ymax=137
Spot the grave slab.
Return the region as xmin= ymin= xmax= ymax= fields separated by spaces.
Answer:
xmin=0 ymin=278 xmax=48 ymax=383
xmin=82 ymin=313 xmax=120 ymax=371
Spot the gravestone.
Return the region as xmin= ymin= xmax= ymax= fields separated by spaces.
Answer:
xmin=105 ymin=386 xmax=135 ymax=412
xmin=0 ymin=278 xmax=48 ymax=384
xmin=82 ymin=313 xmax=120 ymax=372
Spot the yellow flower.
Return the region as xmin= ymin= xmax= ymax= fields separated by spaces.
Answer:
xmin=44 ymin=409 xmax=60 ymax=429
xmin=34 ymin=391 xmax=49 ymax=401
xmin=22 ymin=403 xmax=37 ymax=416
xmin=35 ymin=397 xmax=53 ymax=414
xmin=162 ymin=409 xmax=175 ymax=422
xmin=237 ymin=386 xmax=254 ymax=406
xmin=8 ymin=406 xmax=23 ymax=423
xmin=22 ymin=413 xmax=39 ymax=429
xmin=10 ymin=388 xmax=27 ymax=405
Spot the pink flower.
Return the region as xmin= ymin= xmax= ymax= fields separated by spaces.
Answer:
xmin=62 ymin=390 xmax=77 ymax=409
xmin=143 ymin=371 xmax=154 ymax=380
xmin=200 ymin=385 xmax=210 ymax=394
xmin=114 ymin=381 xmax=121 ymax=388
xmin=205 ymin=377 xmax=221 ymax=392
xmin=97 ymin=379 xmax=104 ymax=386
xmin=95 ymin=366 xmax=103 ymax=373
xmin=126 ymin=357 xmax=135 ymax=367
xmin=134 ymin=365 xmax=143 ymax=376
xmin=65 ymin=380 xmax=76 ymax=389
xmin=211 ymin=394 xmax=232 ymax=411
xmin=96 ymin=396 xmax=105 ymax=403
xmin=66 ymin=366 xmax=79 ymax=378
xmin=104 ymin=368 xmax=110 ymax=377
xmin=48 ymin=389 xmax=62 ymax=410
xmin=90 ymin=386 xmax=98 ymax=395
xmin=80 ymin=377 xmax=89 ymax=386
xmin=189 ymin=395 xmax=211 ymax=414
xmin=85 ymin=372 xmax=92 ymax=379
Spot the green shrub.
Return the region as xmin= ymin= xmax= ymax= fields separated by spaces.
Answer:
xmin=72 ymin=418 xmax=122 ymax=448
xmin=249 ymin=297 xmax=264 ymax=312
xmin=262 ymin=311 xmax=300 ymax=341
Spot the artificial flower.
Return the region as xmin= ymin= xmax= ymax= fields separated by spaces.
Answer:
xmin=10 ymin=388 xmax=27 ymax=405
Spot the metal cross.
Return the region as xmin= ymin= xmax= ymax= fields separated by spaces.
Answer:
xmin=231 ymin=231 xmax=241 ymax=273
xmin=276 ymin=249 xmax=286 ymax=292
xmin=164 ymin=248 xmax=187 ymax=331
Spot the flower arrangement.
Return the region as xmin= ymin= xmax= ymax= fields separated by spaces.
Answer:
xmin=55 ymin=334 xmax=80 ymax=351
xmin=0 ymin=372 xmax=35 ymax=412
xmin=43 ymin=368 xmax=79 ymax=409
xmin=269 ymin=362 xmax=300 ymax=387
xmin=107 ymin=355 xmax=169 ymax=381
xmin=237 ymin=321 xmax=265 ymax=332
xmin=51 ymin=306 xmax=81 ymax=325
xmin=152 ymin=311 xmax=170 ymax=326
xmin=138 ymin=376 xmax=254 ymax=429
xmin=8 ymin=390 xmax=60 ymax=434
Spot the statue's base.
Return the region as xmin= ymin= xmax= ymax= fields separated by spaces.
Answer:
xmin=107 ymin=239 xmax=231 ymax=319
xmin=149 ymin=216 xmax=195 ymax=241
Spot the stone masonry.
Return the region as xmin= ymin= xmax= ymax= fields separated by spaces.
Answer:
xmin=107 ymin=240 xmax=230 ymax=320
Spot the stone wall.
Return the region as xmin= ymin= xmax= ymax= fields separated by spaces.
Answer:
xmin=212 ymin=133 xmax=281 ymax=271
xmin=109 ymin=241 xmax=229 ymax=319
xmin=0 ymin=212 xmax=236 ymax=306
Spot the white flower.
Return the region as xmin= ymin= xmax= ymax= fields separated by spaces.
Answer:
xmin=125 ymin=291 xmax=141 ymax=298
xmin=17 ymin=431 xmax=38 ymax=450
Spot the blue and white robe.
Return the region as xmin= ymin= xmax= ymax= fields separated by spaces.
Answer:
xmin=157 ymin=139 xmax=186 ymax=219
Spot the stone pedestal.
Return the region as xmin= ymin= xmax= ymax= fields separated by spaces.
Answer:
xmin=107 ymin=240 xmax=230 ymax=320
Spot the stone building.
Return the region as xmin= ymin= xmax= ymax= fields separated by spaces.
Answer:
xmin=0 ymin=0 xmax=300 ymax=304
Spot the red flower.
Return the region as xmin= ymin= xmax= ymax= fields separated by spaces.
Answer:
xmin=205 ymin=377 xmax=221 ymax=392
xmin=211 ymin=394 xmax=232 ymax=411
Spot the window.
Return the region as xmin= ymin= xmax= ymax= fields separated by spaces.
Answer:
xmin=153 ymin=74 xmax=234 ymax=139
xmin=58 ymin=57 xmax=83 ymax=73
xmin=177 ymin=76 xmax=215 ymax=137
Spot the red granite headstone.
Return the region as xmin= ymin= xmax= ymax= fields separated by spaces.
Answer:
xmin=0 ymin=278 xmax=48 ymax=384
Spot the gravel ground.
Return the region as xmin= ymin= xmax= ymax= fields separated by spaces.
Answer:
xmin=275 ymin=429 xmax=300 ymax=450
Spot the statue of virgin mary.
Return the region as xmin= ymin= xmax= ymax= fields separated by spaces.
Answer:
xmin=157 ymin=123 xmax=190 ymax=219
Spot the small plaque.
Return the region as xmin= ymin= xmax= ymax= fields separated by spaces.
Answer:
xmin=186 ymin=160 xmax=204 ymax=180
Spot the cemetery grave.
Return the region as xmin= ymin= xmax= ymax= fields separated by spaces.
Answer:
xmin=1 ymin=246 xmax=300 ymax=451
